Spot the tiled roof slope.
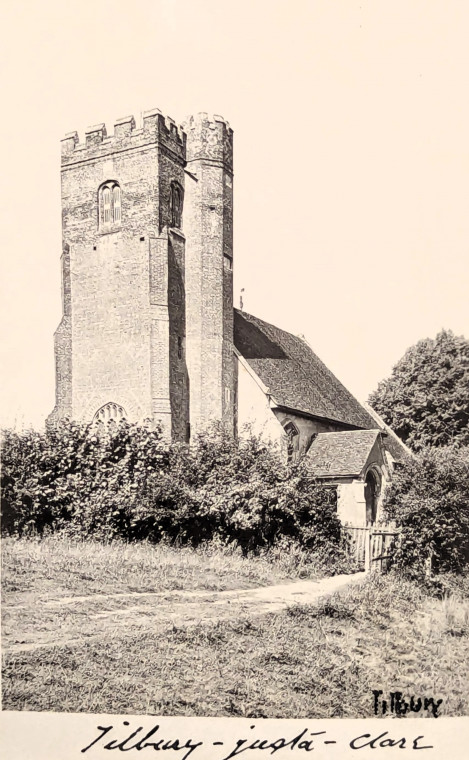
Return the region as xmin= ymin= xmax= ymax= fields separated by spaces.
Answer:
xmin=305 ymin=430 xmax=381 ymax=478
xmin=234 ymin=309 xmax=377 ymax=429
xmin=362 ymin=402 xmax=414 ymax=462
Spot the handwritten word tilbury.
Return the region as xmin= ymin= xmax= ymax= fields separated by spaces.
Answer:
xmin=373 ymin=690 xmax=443 ymax=718
xmin=81 ymin=722 xmax=433 ymax=758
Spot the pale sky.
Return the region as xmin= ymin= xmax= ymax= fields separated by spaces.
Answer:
xmin=1 ymin=0 xmax=468 ymax=429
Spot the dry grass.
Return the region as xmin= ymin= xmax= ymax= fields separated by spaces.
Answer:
xmin=2 ymin=536 xmax=469 ymax=717
xmin=3 ymin=575 xmax=469 ymax=717
xmin=1 ymin=536 xmax=355 ymax=655
xmin=1 ymin=535 xmax=340 ymax=603
xmin=440 ymin=594 xmax=469 ymax=638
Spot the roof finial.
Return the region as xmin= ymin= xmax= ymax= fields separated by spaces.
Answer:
xmin=239 ymin=288 xmax=245 ymax=310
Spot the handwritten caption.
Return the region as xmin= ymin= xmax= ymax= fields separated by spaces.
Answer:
xmin=81 ymin=721 xmax=433 ymax=757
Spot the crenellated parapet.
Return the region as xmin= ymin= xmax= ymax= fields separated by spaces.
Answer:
xmin=183 ymin=113 xmax=233 ymax=174
xmin=61 ymin=108 xmax=187 ymax=166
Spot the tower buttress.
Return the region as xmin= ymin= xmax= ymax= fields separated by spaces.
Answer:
xmin=183 ymin=114 xmax=235 ymax=437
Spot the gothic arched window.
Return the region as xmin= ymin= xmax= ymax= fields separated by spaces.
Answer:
xmin=93 ymin=402 xmax=127 ymax=425
xmin=98 ymin=181 xmax=122 ymax=230
xmin=170 ymin=182 xmax=183 ymax=228
xmin=283 ymin=420 xmax=300 ymax=463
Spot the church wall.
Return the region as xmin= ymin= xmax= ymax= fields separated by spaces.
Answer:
xmin=236 ymin=356 xmax=284 ymax=447
xmin=337 ymin=481 xmax=367 ymax=526
xmin=273 ymin=410 xmax=345 ymax=458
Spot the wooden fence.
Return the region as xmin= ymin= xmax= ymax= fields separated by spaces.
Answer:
xmin=343 ymin=525 xmax=399 ymax=573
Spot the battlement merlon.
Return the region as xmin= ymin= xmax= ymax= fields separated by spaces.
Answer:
xmin=60 ymin=109 xmax=187 ymax=167
xmin=183 ymin=113 xmax=234 ymax=174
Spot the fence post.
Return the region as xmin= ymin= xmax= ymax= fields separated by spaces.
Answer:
xmin=364 ymin=528 xmax=371 ymax=572
xmin=425 ymin=550 xmax=433 ymax=579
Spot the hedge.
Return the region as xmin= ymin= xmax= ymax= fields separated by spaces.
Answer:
xmin=1 ymin=420 xmax=342 ymax=554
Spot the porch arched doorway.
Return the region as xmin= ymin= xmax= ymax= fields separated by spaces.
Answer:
xmin=365 ymin=468 xmax=380 ymax=525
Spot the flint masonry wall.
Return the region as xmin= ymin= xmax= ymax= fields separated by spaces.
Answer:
xmin=49 ymin=110 xmax=189 ymax=438
xmin=184 ymin=114 xmax=235 ymax=437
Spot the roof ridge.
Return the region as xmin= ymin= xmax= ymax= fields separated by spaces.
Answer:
xmin=315 ymin=429 xmax=380 ymax=437
xmin=362 ymin=402 xmax=416 ymax=459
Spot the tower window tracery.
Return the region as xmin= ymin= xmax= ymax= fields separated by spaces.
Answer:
xmin=170 ymin=182 xmax=183 ymax=228
xmin=93 ymin=402 xmax=126 ymax=424
xmin=98 ymin=181 xmax=122 ymax=230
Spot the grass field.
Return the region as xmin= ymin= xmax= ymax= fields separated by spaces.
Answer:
xmin=2 ymin=537 xmax=469 ymax=717
xmin=1 ymin=535 xmax=348 ymax=598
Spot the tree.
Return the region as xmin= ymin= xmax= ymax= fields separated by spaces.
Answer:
xmin=368 ymin=329 xmax=469 ymax=452
xmin=383 ymin=446 xmax=469 ymax=576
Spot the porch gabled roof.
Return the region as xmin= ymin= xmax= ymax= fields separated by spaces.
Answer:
xmin=305 ymin=429 xmax=382 ymax=478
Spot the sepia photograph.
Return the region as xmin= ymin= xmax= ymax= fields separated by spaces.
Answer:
xmin=1 ymin=0 xmax=469 ymax=743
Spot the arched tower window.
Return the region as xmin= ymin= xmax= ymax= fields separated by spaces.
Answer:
xmin=283 ymin=420 xmax=300 ymax=463
xmin=170 ymin=182 xmax=183 ymax=228
xmin=93 ymin=402 xmax=127 ymax=425
xmin=99 ymin=181 xmax=122 ymax=230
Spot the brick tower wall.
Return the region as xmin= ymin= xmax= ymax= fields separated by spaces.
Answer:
xmin=49 ymin=110 xmax=189 ymax=438
xmin=183 ymin=114 xmax=235 ymax=437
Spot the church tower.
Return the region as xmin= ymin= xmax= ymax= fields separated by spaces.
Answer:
xmin=49 ymin=109 xmax=189 ymax=440
xmin=183 ymin=114 xmax=235 ymax=437
xmin=49 ymin=107 xmax=235 ymax=440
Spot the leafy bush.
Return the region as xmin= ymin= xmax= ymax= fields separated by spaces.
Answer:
xmin=1 ymin=420 xmax=172 ymax=537
xmin=383 ymin=446 xmax=469 ymax=577
xmin=1 ymin=421 xmax=343 ymax=555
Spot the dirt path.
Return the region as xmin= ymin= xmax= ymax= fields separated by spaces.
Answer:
xmin=2 ymin=572 xmax=365 ymax=655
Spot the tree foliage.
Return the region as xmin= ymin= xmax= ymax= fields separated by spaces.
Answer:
xmin=383 ymin=446 xmax=469 ymax=577
xmin=368 ymin=329 xmax=469 ymax=452
xmin=1 ymin=420 xmax=342 ymax=555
